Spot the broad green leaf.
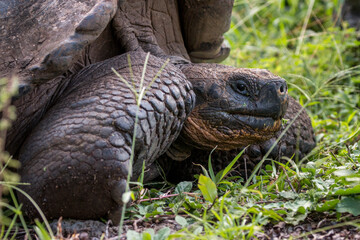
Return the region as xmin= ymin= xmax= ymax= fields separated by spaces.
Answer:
xmin=333 ymin=169 xmax=356 ymax=177
xmin=316 ymin=199 xmax=339 ymax=212
xmin=185 ymin=198 xmax=203 ymax=209
xmin=284 ymin=199 xmax=312 ymax=213
xmin=175 ymin=215 xmax=188 ymax=227
xmin=127 ymin=230 xmax=141 ymax=240
xmin=175 ymin=181 xmax=192 ymax=195
xmin=138 ymin=205 xmax=146 ymax=215
xmin=193 ymin=226 xmax=203 ymax=235
xmin=312 ymin=178 xmax=333 ymax=191
xmin=154 ymin=227 xmax=170 ymax=240
xmin=198 ymin=174 xmax=218 ymax=202
xmin=334 ymin=184 xmax=360 ymax=196
xmin=172 ymin=182 xmax=193 ymax=214
xmin=263 ymin=202 xmax=284 ymax=210
xmin=279 ymin=191 xmax=298 ymax=199
xmin=336 ymin=197 xmax=360 ymax=216
xmin=284 ymin=212 xmax=308 ymax=225
xmin=142 ymin=232 xmax=152 ymax=240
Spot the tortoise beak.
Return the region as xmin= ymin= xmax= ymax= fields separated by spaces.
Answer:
xmin=257 ymin=78 xmax=288 ymax=120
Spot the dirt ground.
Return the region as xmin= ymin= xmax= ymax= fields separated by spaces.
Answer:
xmin=11 ymin=213 xmax=360 ymax=239
xmin=43 ymin=214 xmax=360 ymax=240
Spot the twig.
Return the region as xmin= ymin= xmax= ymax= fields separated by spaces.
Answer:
xmin=317 ymin=218 xmax=328 ymax=229
xmin=280 ymin=166 xmax=297 ymax=193
xmin=330 ymin=151 xmax=342 ymax=165
xmin=133 ymin=217 xmax=146 ymax=231
xmin=207 ymin=196 xmax=218 ymax=212
xmin=345 ymin=144 xmax=351 ymax=158
xmin=255 ymin=200 xmax=278 ymax=204
xmin=56 ymin=217 xmax=63 ymax=238
xmin=133 ymin=192 xmax=200 ymax=204
xmin=107 ymin=237 xmax=121 ymax=240
xmin=293 ymin=218 xmax=360 ymax=239
xmin=123 ymin=214 xmax=187 ymax=225
xmin=105 ymin=220 xmax=112 ymax=239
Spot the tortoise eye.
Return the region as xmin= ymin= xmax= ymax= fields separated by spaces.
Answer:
xmin=234 ymin=82 xmax=249 ymax=95
xmin=237 ymin=83 xmax=246 ymax=92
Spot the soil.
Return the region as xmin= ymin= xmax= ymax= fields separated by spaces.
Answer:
xmin=12 ymin=213 xmax=360 ymax=239
xmin=48 ymin=216 xmax=183 ymax=239
xmin=48 ymin=214 xmax=360 ymax=240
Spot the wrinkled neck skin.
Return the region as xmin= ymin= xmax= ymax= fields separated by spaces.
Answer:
xmin=166 ymin=63 xmax=289 ymax=161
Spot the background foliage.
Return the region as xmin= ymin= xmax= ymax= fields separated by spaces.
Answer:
xmin=172 ymin=0 xmax=360 ymax=238
xmin=125 ymin=0 xmax=360 ymax=239
xmin=1 ymin=0 xmax=360 ymax=239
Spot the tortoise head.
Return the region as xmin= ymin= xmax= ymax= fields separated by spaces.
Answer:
xmin=180 ymin=64 xmax=288 ymax=151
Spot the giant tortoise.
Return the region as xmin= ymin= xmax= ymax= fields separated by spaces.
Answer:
xmin=0 ymin=0 xmax=315 ymax=222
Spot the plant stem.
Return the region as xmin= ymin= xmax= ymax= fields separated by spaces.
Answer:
xmin=0 ymin=76 xmax=15 ymax=224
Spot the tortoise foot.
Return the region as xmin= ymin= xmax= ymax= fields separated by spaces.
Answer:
xmin=189 ymin=41 xmax=231 ymax=63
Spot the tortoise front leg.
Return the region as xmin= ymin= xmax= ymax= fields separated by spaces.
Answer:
xmin=178 ymin=0 xmax=234 ymax=63
xmin=17 ymin=52 xmax=194 ymax=222
xmin=112 ymin=0 xmax=191 ymax=61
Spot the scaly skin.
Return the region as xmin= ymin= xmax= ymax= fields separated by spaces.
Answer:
xmin=18 ymin=52 xmax=195 ymax=220
xmin=18 ymin=52 xmax=291 ymax=221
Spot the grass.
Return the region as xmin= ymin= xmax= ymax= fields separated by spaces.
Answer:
xmin=1 ymin=0 xmax=360 ymax=239
xmin=125 ymin=0 xmax=360 ymax=239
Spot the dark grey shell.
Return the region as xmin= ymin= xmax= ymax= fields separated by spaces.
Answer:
xmin=0 ymin=0 xmax=118 ymax=83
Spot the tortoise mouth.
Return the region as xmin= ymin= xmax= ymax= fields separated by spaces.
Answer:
xmin=182 ymin=112 xmax=282 ymax=151
xmin=226 ymin=111 xmax=281 ymax=131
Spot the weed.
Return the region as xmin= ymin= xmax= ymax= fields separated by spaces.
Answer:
xmin=2 ymin=0 xmax=360 ymax=239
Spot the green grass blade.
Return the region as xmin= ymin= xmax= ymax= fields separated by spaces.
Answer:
xmin=218 ymin=147 xmax=247 ymax=183
xmin=208 ymin=147 xmax=217 ymax=183
xmin=4 ymin=184 xmax=53 ymax=238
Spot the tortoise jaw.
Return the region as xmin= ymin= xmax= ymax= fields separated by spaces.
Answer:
xmin=226 ymin=99 xmax=287 ymax=131
xmin=228 ymin=112 xmax=281 ymax=131
xmin=181 ymin=112 xmax=282 ymax=151
xmin=180 ymin=90 xmax=287 ymax=150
